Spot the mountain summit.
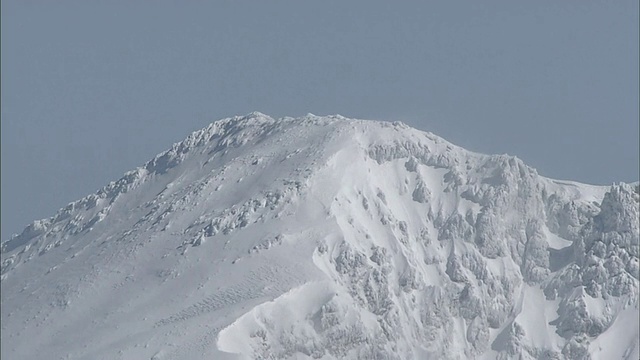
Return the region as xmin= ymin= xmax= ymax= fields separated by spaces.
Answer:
xmin=2 ymin=113 xmax=638 ymax=359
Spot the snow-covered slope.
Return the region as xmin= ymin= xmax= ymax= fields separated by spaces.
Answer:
xmin=2 ymin=113 xmax=638 ymax=360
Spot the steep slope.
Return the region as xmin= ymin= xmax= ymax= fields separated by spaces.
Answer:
xmin=1 ymin=113 xmax=638 ymax=360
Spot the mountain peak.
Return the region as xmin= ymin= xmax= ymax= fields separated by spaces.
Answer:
xmin=1 ymin=114 xmax=637 ymax=359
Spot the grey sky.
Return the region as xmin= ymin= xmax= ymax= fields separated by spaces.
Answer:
xmin=2 ymin=1 xmax=638 ymax=240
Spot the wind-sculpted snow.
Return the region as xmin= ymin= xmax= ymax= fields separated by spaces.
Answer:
xmin=1 ymin=113 xmax=638 ymax=359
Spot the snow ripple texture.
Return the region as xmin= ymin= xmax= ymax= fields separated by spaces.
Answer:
xmin=1 ymin=113 xmax=638 ymax=360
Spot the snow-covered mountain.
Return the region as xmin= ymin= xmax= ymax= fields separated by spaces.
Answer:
xmin=2 ymin=113 xmax=638 ymax=360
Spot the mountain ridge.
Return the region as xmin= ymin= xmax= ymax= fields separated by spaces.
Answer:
xmin=0 ymin=112 xmax=614 ymax=245
xmin=1 ymin=113 xmax=638 ymax=359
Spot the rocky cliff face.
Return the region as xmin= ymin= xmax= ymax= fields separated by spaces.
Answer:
xmin=2 ymin=113 xmax=638 ymax=359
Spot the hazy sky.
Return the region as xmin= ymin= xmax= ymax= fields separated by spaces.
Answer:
xmin=2 ymin=1 xmax=638 ymax=240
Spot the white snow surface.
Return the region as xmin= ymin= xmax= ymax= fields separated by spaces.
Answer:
xmin=2 ymin=113 xmax=638 ymax=359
